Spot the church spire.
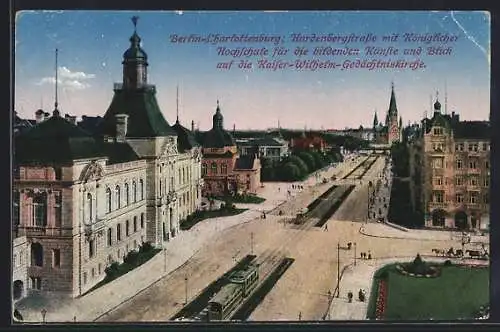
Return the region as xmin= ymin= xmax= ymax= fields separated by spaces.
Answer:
xmin=212 ymin=99 xmax=224 ymax=129
xmin=373 ymin=110 xmax=378 ymax=128
xmin=388 ymin=81 xmax=398 ymax=117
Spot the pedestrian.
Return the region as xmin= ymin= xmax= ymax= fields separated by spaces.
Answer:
xmin=368 ymin=251 xmax=372 ymax=260
xmin=325 ymin=224 xmax=328 ymax=231
xmin=360 ymin=252 xmax=364 ymax=259
xmin=278 ymin=187 xmax=281 ymax=192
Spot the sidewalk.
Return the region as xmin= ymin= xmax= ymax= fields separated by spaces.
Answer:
xmin=18 ymin=208 xmax=263 ymax=323
xmin=327 ymin=256 xmax=489 ymax=320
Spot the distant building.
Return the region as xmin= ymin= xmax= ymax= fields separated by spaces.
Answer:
xmin=409 ymin=98 xmax=490 ymax=230
xmin=201 ymin=102 xmax=261 ymax=197
xmin=237 ymin=136 xmax=289 ymax=162
xmin=373 ymin=83 xmax=402 ymax=145
xmin=290 ymin=132 xmax=327 ymax=152
xmin=12 ymin=19 xmax=202 ymax=298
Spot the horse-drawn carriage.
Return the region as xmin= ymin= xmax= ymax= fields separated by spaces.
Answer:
xmin=432 ymin=247 xmax=488 ymax=259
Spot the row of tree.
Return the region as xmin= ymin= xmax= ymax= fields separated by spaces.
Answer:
xmin=390 ymin=141 xmax=410 ymax=178
xmin=261 ymin=149 xmax=343 ymax=182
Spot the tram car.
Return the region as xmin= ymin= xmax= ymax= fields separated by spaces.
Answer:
xmin=208 ymin=263 xmax=259 ymax=321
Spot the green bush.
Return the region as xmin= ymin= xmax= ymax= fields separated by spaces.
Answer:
xmin=124 ymin=250 xmax=140 ymax=266
xmin=139 ymin=241 xmax=153 ymax=253
xmin=104 ymin=262 xmax=120 ymax=279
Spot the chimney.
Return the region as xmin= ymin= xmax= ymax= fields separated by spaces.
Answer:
xmin=115 ymin=114 xmax=129 ymax=142
xmin=191 ymin=120 xmax=195 ymax=132
xmin=35 ymin=109 xmax=44 ymax=123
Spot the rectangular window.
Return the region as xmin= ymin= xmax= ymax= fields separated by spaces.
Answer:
xmin=52 ymin=249 xmax=61 ymax=267
xmin=469 ymin=160 xmax=477 ymax=169
xmin=482 ymin=143 xmax=488 ymax=151
xmin=468 ymin=143 xmax=473 ymax=151
xmin=133 ymin=216 xmax=137 ymax=232
xmin=469 ymin=192 xmax=478 ymax=204
xmin=456 ymin=194 xmax=464 ymax=203
xmin=30 ymin=277 xmax=42 ymax=290
xmin=117 ymin=224 xmax=122 ymax=241
xmin=141 ymin=213 xmax=145 ymax=228
xmin=484 ymin=177 xmax=490 ymax=187
xmin=89 ymin=239 xmax=95 ymax=258
xmin=469 ymin=177 xmax=478 ymax=186
xmin=126 ymin=220 xmax=130 ymax=236
xmin=456 ymin=160 xmax=463 ymax=169
xmin=485 ymin=161 xmax=490 ymax=169
xmin=107 ymin=228 xmax=112 ymax=246
xmin=433 ymin=191 xmax=444 ymax=203
xmin=434 ymin=177 xmax=442 ymax=186
xmin=83 ymin=272 xmax=87 ymax=285
xmin=455 ymin=177 xmax=464 ymax=186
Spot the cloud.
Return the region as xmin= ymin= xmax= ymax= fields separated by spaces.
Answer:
xmin=35 ymin=67 xmax=95 ymax=90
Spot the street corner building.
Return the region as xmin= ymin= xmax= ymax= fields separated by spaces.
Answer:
xmin=12 ymin=23 xmax=204 ymax=299
xmin=199 ymin=101 xmax=262 ymax=197
xmin=409 ymin=97 xmax=490 ymax=231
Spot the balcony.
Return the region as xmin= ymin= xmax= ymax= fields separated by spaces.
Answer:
xmin=19 ymin=226 xmax=73 ymax=237
xmin=113 ymin=83 xmax=156 ymax=91
xmin=428 ymin=202 xmax=448 ymax=210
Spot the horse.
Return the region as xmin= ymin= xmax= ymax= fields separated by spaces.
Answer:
xmin=432 ymin=248 xmax=446 ymax=257
xmin=466 ymin=250 xmax=482 ymax=259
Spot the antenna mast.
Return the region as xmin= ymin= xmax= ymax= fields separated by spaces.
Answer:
xmin=445 ymin=80 xmax=448 ymax=115
xmin=176 ymin=85 xmax=179 ymax=123
xmin=55 ymin=48 xmax=59 ymax=110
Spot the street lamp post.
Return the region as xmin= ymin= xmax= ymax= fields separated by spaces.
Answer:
xmin=336 ymin=242 xmax=340 ymax=298
xmin=41 ymin=309 xmax=47 ymax=324
xmin=354 ymin=242 xmax=357 ymax=266
xmin=251 ymin=232 xmax=254 ymax=255
xmin=184 ymin=276 xmax=188 ymax=305
xmin=163 ymin=246 xmax=167 ymax=273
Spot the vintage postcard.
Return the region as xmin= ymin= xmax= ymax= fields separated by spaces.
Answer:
xmin=12 ymin=10 xmax=490 ymax=323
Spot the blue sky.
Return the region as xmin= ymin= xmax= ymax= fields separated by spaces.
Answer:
xmin=15 ymin=11 xmax=490 ymax=130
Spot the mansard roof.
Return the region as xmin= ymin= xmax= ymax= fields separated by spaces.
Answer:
xmin=15 ymin=114 xmax=105 ymax=164
xmin=171 ymin=120 xmax=200 ymax=152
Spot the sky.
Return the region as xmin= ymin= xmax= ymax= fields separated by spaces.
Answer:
xmin=14 ymin=11 xmax=490 ymax=130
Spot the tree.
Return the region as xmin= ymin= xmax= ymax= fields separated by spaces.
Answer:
xmin=310 ymin=151 xmax=326 ymax=169
xmin=297 ymin=151 xmax=316 ymax=172
xmin=281 ymin=162 xmax=301 ymax=181
xmin=288 ymin=155 xmax=309 ymax=176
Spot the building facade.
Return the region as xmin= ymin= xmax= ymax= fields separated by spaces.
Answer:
xmin=201 ymin=102 xmax=261 ymax=197
xmin=12 ymin=20 xmax=202 ymax=298
xmin=417 ymin=99 xmax=490 ymax=230
xmin=237 ymin=136 xmax=289 ymax=163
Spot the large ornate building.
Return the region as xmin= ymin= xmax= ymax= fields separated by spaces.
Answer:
xmin=373 ymin=83 xmax=402 ymax=145
xmin=12 ymin=19 xmax=203 ymax=298
xmin=201 ymin=102 xmax=261 ymax=197
xmin=410 ymin=97 xmax=490 ymax=230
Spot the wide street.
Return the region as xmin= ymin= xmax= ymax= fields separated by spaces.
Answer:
xmin=17 ymin=152 xmax=489 ymax=323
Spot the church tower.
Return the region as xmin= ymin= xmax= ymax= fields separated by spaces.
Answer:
xmin=387 ymin=82 xmax=401 ymax=144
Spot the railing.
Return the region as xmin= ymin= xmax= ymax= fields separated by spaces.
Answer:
xmin=19 ymin=226 xmax=73 ymax=237
xmin=113 ymin=83 xmax=156 ymax=91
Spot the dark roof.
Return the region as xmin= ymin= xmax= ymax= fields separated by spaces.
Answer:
xmin=78 ymin=116 xmax=103 ymax=134
xmin=234 ymin=155 xmax=256 ymax=170
xmin=423 ymin=113 xmax=489 ymax=139
xmin=95 ymin=87 xmax=177 ymax=138
xmin=202 ymin=128 xmax=235 ymax=148
xmin=15 ymin=114 xmax=105 ymax=164
xmin=100 ymin=141 xmax=140 ymax=165
xmin=171 ymin=120 xmax=200 ymax=152
xmin=453 ymin=121 xmax=490 ymax=139
xmin=388 ymin=84 xmax=398 ymax=117
xmin=203 ymin=151 xmax=235 ymax=158
xmin=254 ymin=136 xmax=284 ymax=147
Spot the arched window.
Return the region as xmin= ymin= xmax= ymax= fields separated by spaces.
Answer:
xmin=125 ymin=183 xmax=130 ymax=205
xmin=31 ymin=243 xmax=43 ymax=267
xmin=211 ymin=162 xmax=218 ymax=175
xmin=86 ymin=193 xmax=93 ymax=223
xmin=132 ymin=181 xmax=137 ymax=203
xmin=106 ymin=188 xmax=112 ymax=213
xmin=33 ymin=192 xmax=47 ymax=227
xmin=115 ymin=185 xmax=121 ymax=209
xmin=139 ymin=179 xmax=144 ymax=200
xmin=202 ymin=164 xmax=207 ymax=176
